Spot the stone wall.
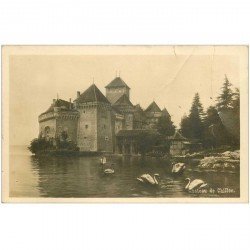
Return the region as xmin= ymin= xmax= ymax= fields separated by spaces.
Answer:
xmin=96 ymin=104 xmax=113 ymax=152
xmin=39 ymin=117 xmax=57 ymax=139
xmin=39 ymin=110 xmax=78 ymax=143
xmin=114 ymin=117 xmax=124 ymax=134
xmin=145 ymin=112 xmax=162 ymax=129
xmin=124 ymin=113 xmax=134 ymax=130
xmin=56 ymin=112 xmax=78 ymax=143
xmin=77 ymin=104 xmax=98 ymax=151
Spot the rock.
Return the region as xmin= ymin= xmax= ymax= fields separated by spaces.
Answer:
xmin=199 ymin=153 xmax=239 ymax=169
xmin=221 ymin=150 xmax=240 ymax=160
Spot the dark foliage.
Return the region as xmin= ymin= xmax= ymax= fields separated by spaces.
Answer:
xmin=136 ymin=131 xmax=162 ymax=156
xmin=216 ymin=75 xmax=234 ymax=111
xmin=28 ymin=138 xmax=53 ymax=154
xmin=156 ymin=115 xmax=175 ymax=137
xmin=180 ymin=93 xmax=204 ymax=141
xmin=28 ymin=135 xmax=79 ymax=155
xmin=180 ymin=76 xmax=240 ymax=149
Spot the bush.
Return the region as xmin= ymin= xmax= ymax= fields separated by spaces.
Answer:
xmin=28 ymin=138 xmax=53 ymax=154
xmin=28 ymin=137 xmax=79 ymax=154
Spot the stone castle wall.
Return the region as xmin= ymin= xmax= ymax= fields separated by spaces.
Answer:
xmin=77 ymin=104 xmax=98 ymax=151
xmin=39 ymin=110 xmax=78 ymax=143
xmin=124 ymin=113 xmax=134 ymax=130
xmin=56 ymin=113 xmax=78 ymax=143
xmin=39 ymin=118 xmax=57 ymax=139
xmin=96 ymin=104 xmax=113 ymax=152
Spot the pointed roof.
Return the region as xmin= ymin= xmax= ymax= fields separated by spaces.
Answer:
xmin=162 ymin=108 xmax=171 ymax=117
xmin=105 ymin=77 xmax=130 ymax=89
xmin=75 ymin=84 xmax=110 ymax=104
xmin=113 ymin=94 xmax=133 ymax=107
xmin=169 ymin=130 xmax=187 ymax=141
xmin=145 ymin=101 xmax=161 ymax=112
xmin=135 ymin=104 xmax=143 ymax=111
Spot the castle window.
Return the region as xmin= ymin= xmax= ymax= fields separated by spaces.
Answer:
xmin=85 ymin=125 xmax=88 ymax=129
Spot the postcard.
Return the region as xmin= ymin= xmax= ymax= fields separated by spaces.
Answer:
xmin=1 ymin=45 xmax=248 ymax=202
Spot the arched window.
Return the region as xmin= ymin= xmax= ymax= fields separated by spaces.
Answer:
xmin=44 ymin=126 xmax=50 ymax=136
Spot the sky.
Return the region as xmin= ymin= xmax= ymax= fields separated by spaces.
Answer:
xmin=9 ymin=49 xmax=240 ymax=145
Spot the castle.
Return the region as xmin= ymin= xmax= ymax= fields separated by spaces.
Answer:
xmin=38 ymin=77 xmax=171 ymax=154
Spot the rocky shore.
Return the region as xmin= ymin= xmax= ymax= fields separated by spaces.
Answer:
xmin=172 ymin=149 xmax=240 ymax=170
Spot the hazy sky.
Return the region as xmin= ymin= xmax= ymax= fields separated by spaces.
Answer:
xmin=9 ymin=51 xmax=240 ymax=145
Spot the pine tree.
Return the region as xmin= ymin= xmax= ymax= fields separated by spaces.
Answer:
xmin=188 ymin=93 xmax=204 ymax=140
xmin=216 ymin=75 xmax=234 ymax=111
xmin=203 ymin=106 xmax=225 ymax=147
xmin=232 ymin=87 xmax=240 ymax=115
xmin=180 ymin=114 xmax=191 ymax=138
xmin=231 ymin=87 xmax=240 ymax=144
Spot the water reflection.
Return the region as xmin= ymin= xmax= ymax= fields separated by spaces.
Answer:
xmin=10 ymin=146 xmax=240 ymax=198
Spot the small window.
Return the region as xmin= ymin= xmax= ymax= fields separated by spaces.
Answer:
xmin=85 ymin=125 xmax=88 ymax=129
xmin=105 ymin=136 xmax=109 ymax=141
xmin=84 ymin=137 xmax=87 ymax=139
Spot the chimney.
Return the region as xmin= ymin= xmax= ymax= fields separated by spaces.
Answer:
xmin=69 ymin=98 xmax=72 ymax=109
xmin=53 ymin=99 xmax=56 ymax=104
xmin=77 ymin=91 xmax=80 ymax=98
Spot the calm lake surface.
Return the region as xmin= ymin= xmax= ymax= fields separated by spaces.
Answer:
xmin=10 ymin=146 xmax=240 ymax=198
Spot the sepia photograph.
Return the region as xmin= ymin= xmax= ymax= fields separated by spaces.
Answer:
xmin=1 ymin=45 xmax=248 ymax=202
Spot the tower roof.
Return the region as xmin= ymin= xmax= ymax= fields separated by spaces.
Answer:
xmin=168 ymin=130 xmax=187 ymax=141
xmin=113 ymin=93 xmax=133 ymax=107
xmin=145 ymin=101 xmax=161 ymax=112
xmin=41 ymin=99 xmax=73 ymax=115
xmin=75 ymin=84 xmax=110 ymax=104
xmin=105 ymin=77 xmax=130 ymax=89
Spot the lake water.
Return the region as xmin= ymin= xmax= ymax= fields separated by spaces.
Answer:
xmin=10 ymin=146 xmax=240 ymax=198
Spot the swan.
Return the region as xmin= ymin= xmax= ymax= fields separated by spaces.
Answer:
xmin=172 ymin=163 xmax=186 ymax=174
xmin=103 ymin=166 xmax=114 ymax=174
xmin=100 ymin=157 xmax=107 ymax=165
xmin=137 ymin=173 xmax=160 ymax=185
xmin=185 ymin=178 xmax=208 ymax=191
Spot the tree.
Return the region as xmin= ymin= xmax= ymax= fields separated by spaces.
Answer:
xmin=216 ymin=75 xmax=234 ymax=111
xmin=188 ymin=93 xmax=204 ymax=140
xmin=232 ymin=87 xmax=240 ymax=115
xmin=136 ymin=131 xmax=161 ymax=156
xmin=180 ymin=114 xmax=191 ymax=139
xmin=28 ymin=138 xmax=52 ymax=154
xmin=156 ymin=115 xmax=175 ymax=137
xmin=203 ymin=106 xmax=226 ymax=148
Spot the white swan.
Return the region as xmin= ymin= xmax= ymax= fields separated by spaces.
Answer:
xmin=100 ymin=157 xmax=107 ymax=165
xmin=172 ymin=163 xmax=186 ymax=174
xmin=185 ymin=178 xmax=208 ymax=191
xmin=137 ymin=174 xmax=160 ymax=185
xmin=104 ymin=168 xmax=114 ymax=174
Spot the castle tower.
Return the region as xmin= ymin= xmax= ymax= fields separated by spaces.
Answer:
xmin=38 ymin=98 xmax=79 ymax=144
xmin=113 ymin=94 xmax=134 ymax=130
xmin=74 ymin=84 xmax=113 ymax=152
xmin=145 ymin=101 xmax=162 ymax=129
xmin=105 ymin=77 xmax=130 ymax=104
